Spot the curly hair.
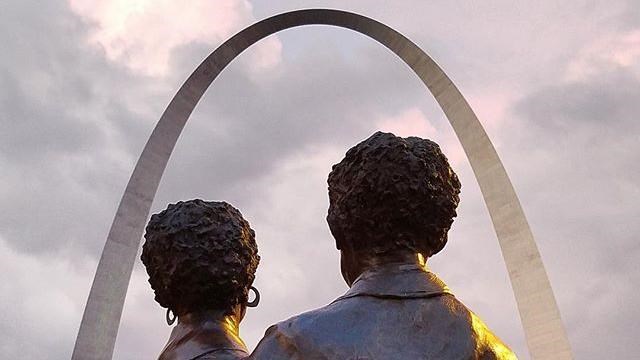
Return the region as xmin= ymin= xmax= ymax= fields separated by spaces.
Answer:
xmin=141 ymin=199 xmax=259 ymax=315
xmin=327 ymin=131 xmax=461 ymax=257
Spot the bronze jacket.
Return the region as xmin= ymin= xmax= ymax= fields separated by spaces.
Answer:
xmin=249 ymin=264 xmax=517 ymax=360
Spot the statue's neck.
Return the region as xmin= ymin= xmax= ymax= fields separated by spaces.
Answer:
xmin=343 ymin=249 xmax=429 ymax=286
xmin=159 ymin=309 xmax=247 ymax=360
xmin=361 ymin=251 xmax=427 ymax=269
xmin=177 ymin=309 xmax=241 ymax=337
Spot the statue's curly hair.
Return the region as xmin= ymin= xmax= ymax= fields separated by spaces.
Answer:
xmin=141 ymin=199 xmax=259 ymax=315
xmin=327 ymin=132 xmax=461 ymax=257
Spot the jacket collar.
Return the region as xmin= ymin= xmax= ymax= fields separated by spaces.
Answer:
xmin=334 ymin=263 xmax=452 ymax=303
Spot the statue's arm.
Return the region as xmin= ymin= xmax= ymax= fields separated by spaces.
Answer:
xmin=468 ymin=313 xmax=518 ymax=360
xmin=247 ymin=324 xmax=300 ymax=360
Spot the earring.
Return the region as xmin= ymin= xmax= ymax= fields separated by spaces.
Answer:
xmin=246 ymin=286 xmax=260 ymax=308
xmin=166 ymin=308 xmax=176 ymax=326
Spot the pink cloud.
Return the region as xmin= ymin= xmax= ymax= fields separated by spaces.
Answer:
xmin=566 ymin=29 xmax=640 ymax=80
xmin=466 ymin=90 xmax=513 ymax=132
xmin=375 ymin=107 xmax=437 ymax=138
xmin=68 ymin=0 xmax=282 ymax=76
xmin=375 ymin=107 xmax=466 ymax=166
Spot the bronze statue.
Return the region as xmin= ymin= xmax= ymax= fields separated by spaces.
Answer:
xmin=249 ymin=132 xmax=517 ymax=359
xmin=141 ymin=200 xmax=260 ymax=360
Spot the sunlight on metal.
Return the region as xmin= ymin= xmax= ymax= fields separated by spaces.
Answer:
xmin=470 ymin=312 xmax=519 ymax=360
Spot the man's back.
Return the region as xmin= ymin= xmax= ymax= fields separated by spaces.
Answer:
xmin=250 ymin=265 xmax=516 ymax=360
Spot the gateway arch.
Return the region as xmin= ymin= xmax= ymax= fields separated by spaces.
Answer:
xmin=72 ymin=9 xmax=572 ymax=360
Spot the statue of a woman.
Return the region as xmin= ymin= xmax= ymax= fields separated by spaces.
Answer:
xmin=141 ymin=199 xmax=260 ymax=360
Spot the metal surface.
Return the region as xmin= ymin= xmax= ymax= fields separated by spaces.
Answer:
xmin=246 ymin=286 xmax=260 ymax=308
xmin=72 ymin=9 xmax=572 ymax=360
xmin=142 ymin=199 xmax=257 ymax=360
xmin=158 ymin=310 xmax=248 ymax=360
xmin=249 ymin=263 xmax=516 ymax=359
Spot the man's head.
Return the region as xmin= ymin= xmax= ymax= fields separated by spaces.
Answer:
xmin=327 ymin=132 xmax=461 ymax=283
xmin=141 ymin=199 xmax=259 ymax=317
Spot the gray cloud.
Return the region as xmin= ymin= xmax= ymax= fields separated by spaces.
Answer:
xmin=508 ymin=67 xmax=640 ymax=359
xmin=0 ymin=0 xmax=160 ymax=258
xmin=153 ymin=32 xmax=429 ymax=203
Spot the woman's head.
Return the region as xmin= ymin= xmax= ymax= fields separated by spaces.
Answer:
xmin=141 ymin=199 xmax=259 ymax=316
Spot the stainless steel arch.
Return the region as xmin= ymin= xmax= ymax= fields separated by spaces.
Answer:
xmin=72 ymin=9 xmax=572 ymax=360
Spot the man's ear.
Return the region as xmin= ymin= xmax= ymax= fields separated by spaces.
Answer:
xmin=326 ymin=214 xmax=344 ymax=250
xmin=340 ymin=248 xmax=359 ymax=287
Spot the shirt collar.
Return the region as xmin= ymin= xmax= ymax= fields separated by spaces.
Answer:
xmin=333 ymin=263 xmax=452 ymax=303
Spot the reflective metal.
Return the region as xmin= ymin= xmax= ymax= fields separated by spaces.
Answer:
xmin=158 ymin=311 xmax=248 ymax=360
xmin=73 ymin=9 xmax=572 ymax=360
xmin=249 ymin=263 xmax=516 ymax=359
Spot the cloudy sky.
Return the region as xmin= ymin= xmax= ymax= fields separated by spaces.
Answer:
xmin=1 ymin=0 xmax=639 ymax=359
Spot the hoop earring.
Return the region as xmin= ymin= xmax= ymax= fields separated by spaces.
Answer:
xmin=166 ymin=308 xmax=176 ymax=326
xmin=246 ymin=286 xmax=260 ymax=308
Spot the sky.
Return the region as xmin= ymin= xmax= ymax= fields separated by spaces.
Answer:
xmin=1 ymin=0 xmax=639 ymax=359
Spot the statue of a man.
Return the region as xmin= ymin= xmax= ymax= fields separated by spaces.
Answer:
xmin=250 ymin=132 xmax=517 ymax=359
xmin=141 ymin=199 xmax=260 ymax=360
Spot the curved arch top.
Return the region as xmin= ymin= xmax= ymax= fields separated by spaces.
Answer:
xmin=72 ymin=9 xmax=572 ymax=360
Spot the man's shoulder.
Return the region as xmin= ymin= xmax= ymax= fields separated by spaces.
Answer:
xmin=433 ymin=296 xmax=517 ymax=358
xmin=264 ymin=301 xmax=343 ymax=339
xmin=268 ymin=293 xmax=475 ymax=337
xmin=251 ymin=294 xmax=468 ymax=357
xmin=250 ymin=295 xmax=517 ymax=359
xmin=464 ymin=310 xmax=518 ymax=359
